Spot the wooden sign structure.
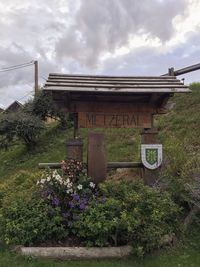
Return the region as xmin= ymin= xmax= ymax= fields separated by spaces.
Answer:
xmin=43 ymin=74 xmax=190 ymax=185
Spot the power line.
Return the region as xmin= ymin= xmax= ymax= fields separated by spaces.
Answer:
xmin=40 ymin=76 xmax=47 ymax=81
xmin=1 ymin=61 xmax=34 ymax=70
xmin=0 ymin=63 xmax=33 ymax=73
xmin=17 ymin=90 xmax=34 ymax=101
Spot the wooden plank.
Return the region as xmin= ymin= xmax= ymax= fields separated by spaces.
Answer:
xmin=49 ymin=73 xmax=176 ymax=79
xmin=87 ymin=133 xmax=107 ymax=183
xmin=45 ymin=82 xmax=187 ymax=88
xmin=48 ymin=78 xmax=181 ymax=84
xmin=38 ymin=162 xmax=143 ymax=169
xmin=78 ymin=112 xmax=152 ymax=128
xmin=107 ymin=162 xmax=143 ymax=168
xmin=70 ymin=94 xmax=150 ymax=102
xmin=44 ymin=86 xmax=190 ymax=93
xmin=71 ymin=102 xmax=155 ymax=113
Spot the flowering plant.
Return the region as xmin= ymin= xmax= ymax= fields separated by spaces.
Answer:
xmin=36 ymin=163 xmax=98 ymax=231
xmin=61 ymin=159 xmax=86 ymax=182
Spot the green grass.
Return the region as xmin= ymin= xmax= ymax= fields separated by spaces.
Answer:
xmin=0 ymin=222 xmax=200 ymax=267
xmin=0 ymin=125 xmax=141 ymax=182
xmin=0 ymin=83 xmax=200 ymax=266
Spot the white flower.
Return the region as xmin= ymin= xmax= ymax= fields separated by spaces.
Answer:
xmin=66 ymin=188 xmax=73 ymax=194
xmin=77 ymin=184 xmax=83 ymax=190
xmin=46 ymin=176 xmax=51 ymax=182
xmin=67 ymin=182 xmax=73 ymax=188
xmin=36 ymin=180 xmax=40 ymax=185
xmin=56 ymin=174 xmax=61 ymax=180
xmin=89 ymin=182 xmax=95 ymax=188
xmin=53 ymin=170 xmax=58 ymax=177
xmin=40 ymin=179 xmax=46 ymax=184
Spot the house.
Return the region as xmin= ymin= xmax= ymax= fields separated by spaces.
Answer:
xmin=4 ymin=101 xmax=23 ymax=113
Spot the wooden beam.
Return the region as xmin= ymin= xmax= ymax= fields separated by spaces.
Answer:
xmin=45 ymin=82 xmax=187 ymax=88
xmin=44 ymin=87 xmax=190 ymax=93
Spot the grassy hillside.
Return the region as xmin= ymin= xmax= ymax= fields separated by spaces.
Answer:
xmin=0 ymin=83 xmax=200 ymax=182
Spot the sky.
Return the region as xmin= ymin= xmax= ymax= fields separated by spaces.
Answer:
xmin=0 ymin=0 xmax=200 ymax=108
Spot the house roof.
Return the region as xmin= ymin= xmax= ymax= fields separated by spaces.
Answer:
xmin=4 ymin=101 xmax=23 ymax=112
xmin=43 ymin=73 xmax=190 ymax=94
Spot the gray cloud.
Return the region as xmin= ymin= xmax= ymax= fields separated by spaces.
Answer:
xmin=56 ymin=0 xmax=187 ymax=67
xmin=0 ymin=0 xmax=199 ymax=107
xmin=100 ymin=27 xmax=200 ymax=84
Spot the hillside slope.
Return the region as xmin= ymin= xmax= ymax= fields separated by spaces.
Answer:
xmin=0 ymin=83 xmax=199 ymax=182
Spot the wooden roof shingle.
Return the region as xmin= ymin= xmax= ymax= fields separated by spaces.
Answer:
xmin=43 ymin=73 xmax=190 ymax=94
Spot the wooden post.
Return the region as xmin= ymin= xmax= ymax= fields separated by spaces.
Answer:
xmin=73 ymin=113 xmax=78 ymax=139
xmin=168 ymin=67 xmax=175 ymax=76
xmin=34 ymin=60 xmax=39 ymax=95
xmin=66 ymin=139 xmax=83 ymax=161
xmin=87 ymin=133 xmax=106 ymax=184
xmin=141 ymin=128 xmax=159 ymax=186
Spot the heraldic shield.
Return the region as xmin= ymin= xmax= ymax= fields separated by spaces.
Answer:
xmin=141 ymin=144 xmax=163 ymax=170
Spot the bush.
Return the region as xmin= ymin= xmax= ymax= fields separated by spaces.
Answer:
xmin=0 ymin=167 xmax=181 ymax=255
xmin=24 ymin=91 xmax=72 ymax=129
xmin=0 ymin=111 xmax=45 ymax=150
xmin=75 ymin=180 xmax=181 ymax=255
xmin=0 ymin=171 xmax=67 ymax=245
xmin=0 ymin=195 xmax=67 ymax=246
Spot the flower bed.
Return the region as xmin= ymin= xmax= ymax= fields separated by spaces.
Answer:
xmin=0 ymin=160 xmax=181 ymax=257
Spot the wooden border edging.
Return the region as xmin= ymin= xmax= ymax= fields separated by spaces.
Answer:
xmin=38 ymin=162 xmax=143 ymax=169
xmin=18 ymin=246 xmax=133 ymax=260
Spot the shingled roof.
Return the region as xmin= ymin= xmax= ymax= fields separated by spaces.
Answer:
xmin=43 ymin=73 xmax=190 ymax=93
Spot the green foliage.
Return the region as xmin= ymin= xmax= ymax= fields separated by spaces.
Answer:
xmin=25 ymin=91 xmax=72 ymax=129
xmin=0 ymin=171 xmax=67 ymax=246
xmin=0 ymin=111 xmax=45 ymax=150
xmin=75 ymin=180 xmax=180 ymax=255
xmin=1 ymin=196 xmax=67 ymax=246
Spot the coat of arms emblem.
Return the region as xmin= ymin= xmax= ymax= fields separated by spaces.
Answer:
xmin=141 ymin=144 xmax=163 ymax=170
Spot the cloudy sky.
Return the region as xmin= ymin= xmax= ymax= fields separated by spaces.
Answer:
xmin=0 ymin=0 xmax=200 ymax=108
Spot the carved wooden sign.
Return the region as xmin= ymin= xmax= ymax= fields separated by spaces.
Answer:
xmin=78 ymin=112 xmax=152 ymax=128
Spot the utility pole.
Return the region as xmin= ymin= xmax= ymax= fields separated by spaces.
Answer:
xmin=34 ymin=60 xmax=39 ymax=95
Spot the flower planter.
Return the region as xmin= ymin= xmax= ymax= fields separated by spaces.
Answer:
xmin=17 ymin=245 xmax=133 ymax=260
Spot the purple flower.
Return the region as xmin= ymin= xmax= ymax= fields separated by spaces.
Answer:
xmin=72 ymin=193 xmax=80 ymax=201
xmin=69 ymin=202 xmax=75 ymax=208
xmin=79 ymin=203 xmax=86 ymax=210
xmin=94 ymin=191 xmax=99 ymax=197
xmin=52 ymin=197 xmax=60 ymax=206
xmin=62 ymin=212 xmax=70 ymax=218
xmin=81 ymin=197 xmax=88 ymax=204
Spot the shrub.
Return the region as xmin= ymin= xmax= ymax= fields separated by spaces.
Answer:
xmin=0 ymin=111 xmax=45 ymax=150
xmin=0 ymin=167 xmax=181 ymax=255
xmin=24 ymin=91 xmax=72 ymax=129
xmin=0 ymin=195 xmax=67 ymax=246
xmin=0 ymin=171 xmax=67 ymax=245
xmin=75 ymin=180 xmax=181 ymax=255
